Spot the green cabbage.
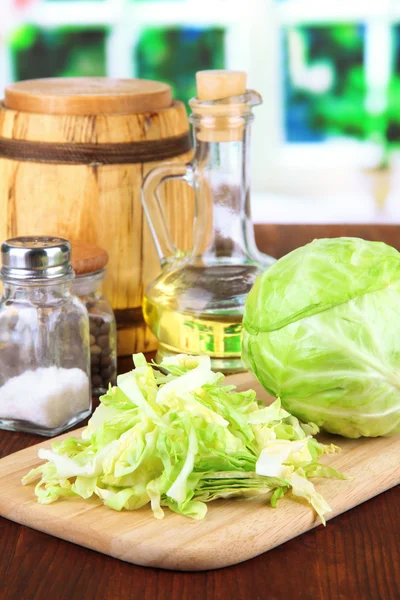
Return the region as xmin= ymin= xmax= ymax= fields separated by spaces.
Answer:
xmin=22 ymin=353 xmax=343 ymax=522
xmin=242 ymin=237 xmax=400 ymax=438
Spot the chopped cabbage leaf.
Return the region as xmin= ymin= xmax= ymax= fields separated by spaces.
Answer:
xmin=23 ymin=354 xmax=344 ymax=522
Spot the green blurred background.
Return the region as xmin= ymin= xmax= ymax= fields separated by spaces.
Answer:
xmin=4 ymin=0 xmax=400 ymax=221
xmin=10 ymin=24 xmax=225 ymax=109
xmin=6 ymin=1 xmax=400 ymax=154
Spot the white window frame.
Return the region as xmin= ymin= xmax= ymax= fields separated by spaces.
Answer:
xmin=249 ymin=0 xmax=400 ymax=196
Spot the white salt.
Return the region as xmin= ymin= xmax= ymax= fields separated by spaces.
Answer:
xmin=0 ymin=367 xmax=90 ymax=429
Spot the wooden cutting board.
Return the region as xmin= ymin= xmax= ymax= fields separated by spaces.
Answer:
xmin=0 ymin=373 xmax=398 ymax=571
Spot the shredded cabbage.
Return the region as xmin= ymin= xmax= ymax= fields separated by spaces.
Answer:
xmin=22 ymin=354 xmax=344 ymax=522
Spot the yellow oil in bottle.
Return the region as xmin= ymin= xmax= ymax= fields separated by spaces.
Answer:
xmin=143 ymin=264 xmax=260 ymax=372
xmin=143 ymin=297 xmax=242 ymax=358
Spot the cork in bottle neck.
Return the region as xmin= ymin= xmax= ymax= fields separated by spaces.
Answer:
xmin=189 ymin=70 xmax=261 ymax=142
xmin=196 ymin=70 xmax=247 ymax=102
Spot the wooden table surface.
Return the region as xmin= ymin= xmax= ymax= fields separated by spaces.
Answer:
xmin=1 ymin=224 xmax=399 ymax=600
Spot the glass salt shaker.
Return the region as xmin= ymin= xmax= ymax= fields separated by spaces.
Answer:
xmin=0 ymin=236 xmax=91 ymax=436
xmin=71 ymin=241 xmax=117 ymax=396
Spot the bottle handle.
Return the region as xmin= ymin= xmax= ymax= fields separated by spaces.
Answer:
xmin=141 ymin=162 xmax=193 ymax=267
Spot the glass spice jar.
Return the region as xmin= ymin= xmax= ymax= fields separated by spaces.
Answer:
xmin=71 ymin=241 xmax=117 ymax=396
xmin=0 ymin=236 xmax=91 ymax=436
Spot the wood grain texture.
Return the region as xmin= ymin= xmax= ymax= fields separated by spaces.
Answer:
xmin=0 ymin=373 xmax=398 ymax=572
xmin=0 ymin=97 xmax=194 ymax=357
xmin=117 ymin=322 xmax=158 ymax=357
xmin=0 ymin=225 xmax=399 ymax=599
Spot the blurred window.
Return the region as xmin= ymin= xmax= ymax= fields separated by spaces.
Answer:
xmin=271 ymin=1 xmax=400 ymax=168
xmin=11 ymin=26 xmax=107 ymax=79
xmin=2 ymin=0 xmax=399 ymax=203
xmin=136 ymin=27 xmax=225 ymax=106
xmin=3 ymin=0 xmax=231 ymax=108
xmin=283 ymin=25 xmax=365 ymax=143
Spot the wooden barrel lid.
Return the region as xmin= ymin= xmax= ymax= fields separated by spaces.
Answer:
xmin=70 ymin=240 xmax=109 ymax=275
xmin=4 ymin=77 xmax=172 ymax=115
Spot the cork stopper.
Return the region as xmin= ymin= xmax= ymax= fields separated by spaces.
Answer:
xmin=70 ymin=240 xmax=108 ymax=275
xmin=192 ymin=70 xmax=250 ymax=142
xmin=196 ymin=70 xmax=247 ymax=101
xmin=5 ymin=78 xmax=172 ymax=116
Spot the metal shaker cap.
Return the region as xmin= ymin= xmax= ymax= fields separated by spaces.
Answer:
xmin=0 ymin=236 xmax=74 ymax=281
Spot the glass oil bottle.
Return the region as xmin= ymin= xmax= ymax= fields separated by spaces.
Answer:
xmin=141 ymin=70 xmax=274 ymax=373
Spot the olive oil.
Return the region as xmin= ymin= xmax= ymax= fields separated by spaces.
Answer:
xmin=143 ymin=299 xmax=242 ymax=358
xmin=143 ymin=264 xmax=262 ymax=372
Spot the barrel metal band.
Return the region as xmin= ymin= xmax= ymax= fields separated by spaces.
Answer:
xmin=0 ymin=133 xmax=191 ymax=165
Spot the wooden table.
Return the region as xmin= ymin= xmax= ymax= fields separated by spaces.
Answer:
xmin=1 ymin=224 xmax=399 ymax=600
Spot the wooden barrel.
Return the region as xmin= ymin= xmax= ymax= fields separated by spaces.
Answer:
xmin=0 ymin=78 xmax=194 ymax=356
